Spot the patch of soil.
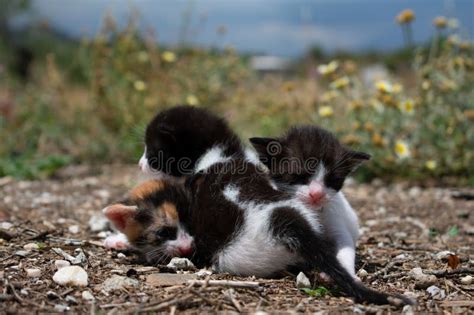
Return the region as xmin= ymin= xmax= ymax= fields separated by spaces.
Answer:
xmin=1 ymin=165 xmax=473 ymax=313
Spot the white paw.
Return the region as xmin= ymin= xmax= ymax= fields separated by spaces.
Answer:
xmin=104 ymin=233 xmax=129 ymax=250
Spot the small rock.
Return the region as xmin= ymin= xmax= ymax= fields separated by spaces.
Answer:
xmin=54 ymin=304 xmax=69 ymax=312
xmin=146 ymin=273 xmax=197 ymax=287
xmin=408 ymin=186 xmax=421 ymax=197
xmin=20 ymin=289 xmax=28 ymax=296
xmin=81 ymin=290 xmax=95 ymax=301
xmin=54 ymin=260 xmax=71 ymax=270
xmin=166 ymin=257 xmax=195 ymax=270
xmin=65 ymin=295 xmax=78 ymax=305
xmin=195 ymin=269 xmax=213 ymax=278
xmin=23 ymin=243 xmax=39 ymax=251
xmin=0 ymin=222 xmax=13 ymax=229
xmin=53 ymin=266 xmax=88 ymax=287
xmin=14 ymin=250 xmax=30 ymax=257
xmin=409 ymin=267 xmax=437 ymax=289
xmin=68 ymin=225 xmax=80 ymax=234
xmin=426 ymin=285 xmax=446 ymax=299
xmin=25 ymin=268 xmax=41 ymax=278
xmin=460 ymin=275 xmax=472 ymax=285
xmin=435 ymin=250 xmax=455 ymax=261
xmin=357 ymin=268 xmax=368 ymax=279
xmin=88 ymin=214 xmax=109 ymax=232
xmin=296 ymin=272 xmax=311 ymax=289
xmin=100 ymin=275 xmax=139 ymax=293
xmin=402 ymin=305 xmax=414 ymax=315
xmin=117 ymin=253 xmax=126 ymax=259
xmin=47 ymin=291 xmax=60 ymax=300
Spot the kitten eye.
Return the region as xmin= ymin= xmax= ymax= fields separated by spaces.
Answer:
xmin=155 ymin=227 xmax=176 ymax=239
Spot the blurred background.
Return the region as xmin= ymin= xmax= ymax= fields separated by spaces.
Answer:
xmin=0 ymin=0 xmax=473 ymax=184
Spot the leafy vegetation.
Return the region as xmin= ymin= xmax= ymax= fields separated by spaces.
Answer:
xmin=0 ymin=10 xmax=473 ymax=183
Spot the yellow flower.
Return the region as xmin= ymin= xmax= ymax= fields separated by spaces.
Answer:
xmin=161 ymin=51 xmax=177 ymax=63
xmin=320 ymin=90 xmax=338 ymax=103
xmin=375 ymin=80 xmax=393 ymax=93
xmin=422 ymin=80 xmax=431 ymax=90
xmin=133 ymin=80 xmax=147 ymax=91
xmin=330 ymin=76 xmax=350 ymax=89
xmin=396 ymin=9 xmax=415 ymax=24
xmin=433 ymin=16 xmax=447 ymax=29
xmin=364 ymin=122 xmax=374 ymax=132
xmin=282 ymin=81 xmax=295 ymax=92
xmin=186 ymin=94 xmax=200 ymax=106
xmin=317 ymin=60 xmax=339 ymax=76
xmin=372 ymin=133 xmax=385 ymax=148
xmin=349 ymin=100 xmax=363 ymax=111
xmin=394 ymin=140 xmax=410 ymax=159
xmin=399 ymin=98 xmax=415 ymax=114
xmin=392 ymin=83 xmax=403 ymax=94
xmin=341 ymin=134 xmax=360 ymax=145
xmin=425 ymin=160 xmax=437 ymax=170
xmin=318 ymin=106 xmax=334 ymax=117
xmin=137 ymin=51 xmax=149 ymax=63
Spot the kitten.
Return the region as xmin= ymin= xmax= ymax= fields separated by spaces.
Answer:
xmin=103 ymin=179 xmax=194 ymax=264
xmin=182 ymin=159 xmax=412 ymax=305
xmin=250 ymin=125 xmax=369 ymax=278
xmin=138 ymin=105 xmax=260 ymax=177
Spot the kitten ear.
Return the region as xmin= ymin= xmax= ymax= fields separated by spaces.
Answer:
xmin=102 ymin=204 xmax=138 ymax=232
xmin=351 ymin=150 xmax=371 ymax=161
xmin=249 ymin=137 xmax=282 ymax=156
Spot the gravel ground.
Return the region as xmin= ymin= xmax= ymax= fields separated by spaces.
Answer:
xmin=0 ymin=165 xmax=473 ymax=314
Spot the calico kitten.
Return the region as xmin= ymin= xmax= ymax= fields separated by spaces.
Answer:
xmin=183 ymin=159 xmax=412 ymax=306
xmin=250 ymin=125 xmax=369 ymax=278
xmin=139 ymin=105 xmax=259 ymax=177
xmin=103 ymin=179 xmax=194 ymax=264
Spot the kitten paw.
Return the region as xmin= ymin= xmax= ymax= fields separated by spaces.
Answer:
xmin=104 ymin=233 xmax=129 ymax=250
xmin=317 ymin=272 xmax=334 ymax=285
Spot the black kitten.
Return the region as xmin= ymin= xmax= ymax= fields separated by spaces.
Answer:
xmin=139 ymin=105 xmax=246 ymax=177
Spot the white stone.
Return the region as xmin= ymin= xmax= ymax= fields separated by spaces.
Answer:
xmin=296 ymin=272 xmax=311 ymax=289
xmin=357 ymin=268 xmax=368 ymax=278
xmin=426 ymin=285 xmax=446 ymax=300
xmin=100 ymin=275 xmax=139 ymax=293
xmin=195 ymin=269 xmax=213 ymax=277
xmin=54 ymin=260 xmax=71 ymax=270
xmin=409 ymin=267 xmax=437 ymax=289
xmin=26 ymin=268 xmax=41 ymax=278
xmin=166 ymin=257 xmax=195 ymax=270
xmin=23 ymin=243 xmax=39 ymax=251
xmin=88 ymin=214 xmax=109 ymax=232
xmin=460 ymin=275 xmax=472 ymax=285
xmin=0 ymin=222 xmax=13 ymax=230
xmin=117 ymin=253 xmax=126 ymax=259
xmin=435 ymin=251 xmax=455 ymax=260
xmin=53 ymin=266 xmax=88 ymax=287
xmin=81 ymin=290 xmax=95 ymax=301
xmin=68 ymin=225 xmax=80 ymax=234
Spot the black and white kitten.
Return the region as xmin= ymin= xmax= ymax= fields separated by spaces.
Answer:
xmin=250 ymin=125 xmax=370 ymax=279
xmin=139 ymin=105 xmax=260 ymax=177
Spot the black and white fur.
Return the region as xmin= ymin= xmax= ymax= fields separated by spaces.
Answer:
xmin=250 ymin=125 xmax=369 ymax=279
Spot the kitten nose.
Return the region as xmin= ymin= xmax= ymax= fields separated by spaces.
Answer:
xmin=178 ymin=245 xmax=193 ymax=256
xmin=309 ymin=182 xmax=325 ymax=204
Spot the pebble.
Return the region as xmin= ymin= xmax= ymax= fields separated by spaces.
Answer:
xmin=117 ymin=253 xmax=127 ymax=259
xmin=54 ymin=260 xmax=71 ymax=270
xmin=88 ymin=214 xmax=109 ymax=232
xmin=53 ymin=266 xmax=88 ymax=287
xmin=296 ymin=272 xmax=311 ymax=289
xmin=166 ymin=257 xmax=195 ymax=270
xmin=409 ymin=267 xmax=437 ymax=289
xmin=146 ymin=273 xmax=197 ymax=287
xmin=54 ymin=304 xmax=70 ymax=312
xmin=68 ymin=225 xmax=80 ymax=234
xmin=426 ymin=285 xmax=446 ymax=300
xmin=402 ymin=305 xmax=414 ymax=315
xmin=435 ymin=250 xmax=455 ymax=261
xmin=100 ymin=275 xmax=139 ymax=293
xmin=82 ymin=290 xmax=95 ymax=301
xmin=460 ymin=275 xmax=472 ymax=285
xmin=25 ymin=268 xmax=41 ymax=278
xmin=14 ymin=250 xmax=30 ymax=257
xmin=23 ymin=243 xmax=39 ymax=251
xmin=357 ymin=268 xmax=368 ymax=279
xmin=20 ymin=289 xmax=28 ymax=296
xmin=47 ymin=291 xmax=60 ymax=300
xmin=0 ymin=222 xmax=13 ymax=230
xmin=195 ymin=269 xmax=213 ymax=278
xmin=65 ymin=295 xmax=78 ymax=305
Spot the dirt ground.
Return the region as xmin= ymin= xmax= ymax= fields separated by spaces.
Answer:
xmin=1 ymin=165 xmax=473 ymax=314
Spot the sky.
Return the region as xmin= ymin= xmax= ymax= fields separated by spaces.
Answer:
xmin=25 ymin=0 xmax=474 ymax=57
